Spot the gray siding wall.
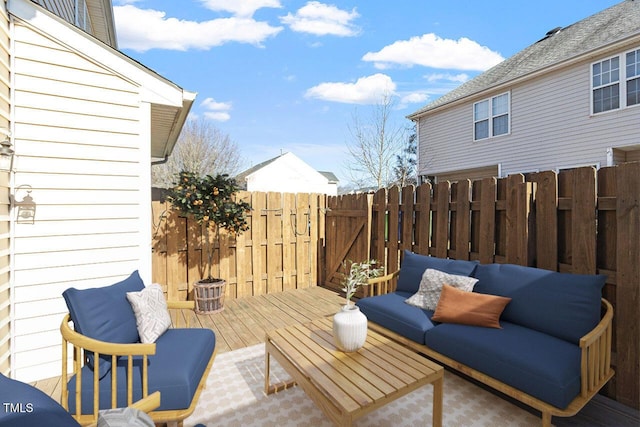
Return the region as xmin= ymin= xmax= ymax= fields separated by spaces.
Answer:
xmin=418 ymin=45 xmax=640 ymax=178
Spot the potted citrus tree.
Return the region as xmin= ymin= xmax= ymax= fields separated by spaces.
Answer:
xmin=167 ymin=170 xmax=251 ymax=313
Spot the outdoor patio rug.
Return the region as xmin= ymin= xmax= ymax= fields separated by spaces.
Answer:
xmin=185 ymin=343 xmax=543 ymax=427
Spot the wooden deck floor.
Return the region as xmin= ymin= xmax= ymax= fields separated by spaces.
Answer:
xmin=32 ymin=286 xmax=345 ymax=403
xmin=32 ymin=286 xmax=639 ymax=426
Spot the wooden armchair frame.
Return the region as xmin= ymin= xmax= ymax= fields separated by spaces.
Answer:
xmin=364 ymin=271 xmax=615 ymax=427
xmin=61 ymin=301 xmax=215 ymax=427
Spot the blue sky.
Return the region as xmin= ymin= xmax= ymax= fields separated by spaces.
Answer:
xmin=113 ymin=0 xmax=621 ymax=185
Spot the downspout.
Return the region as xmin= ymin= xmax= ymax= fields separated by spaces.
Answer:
xmin=151 ymin=155 xmax=169 ymax=166
xmin=415 ymin=119 xmax=420 ymax=184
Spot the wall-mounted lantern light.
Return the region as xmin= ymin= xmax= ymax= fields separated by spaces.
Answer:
xmin=11 ymin=185 xmax=36 ymax=224
xmin=0 ymin=136 xmax=14 ymax=172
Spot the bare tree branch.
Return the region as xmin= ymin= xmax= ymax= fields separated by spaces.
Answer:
xmin=343 ymin=94 xmax=406 ymax=190
xmin=152 ymin=118 xmax=244 ymax=187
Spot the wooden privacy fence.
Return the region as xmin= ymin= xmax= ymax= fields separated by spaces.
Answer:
xmin=151 ymin=162 xmax=639 ymax=409
xmin=152 ymin=190 xmax=325 ymax=302
xmin=333 ymin=163 xmax=636 ymax=409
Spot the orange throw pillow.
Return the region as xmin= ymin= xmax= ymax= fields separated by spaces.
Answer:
xmin=432 ymin=284 xmax=512 ymax=328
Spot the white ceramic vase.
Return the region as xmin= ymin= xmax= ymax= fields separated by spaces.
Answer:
xmin=333 ymin=304 xmax=368 ymax=352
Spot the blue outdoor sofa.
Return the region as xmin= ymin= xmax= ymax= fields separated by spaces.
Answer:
xmin=356 ymin=250 xmax=614 ymax=427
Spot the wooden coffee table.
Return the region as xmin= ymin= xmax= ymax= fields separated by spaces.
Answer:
xmin=265 ymin=317 xmax=443 ymax=427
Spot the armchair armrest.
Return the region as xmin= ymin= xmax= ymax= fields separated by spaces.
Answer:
xmin=167 ymin=300 xmax=195 ymax=310
xmin=366 ymin=270 xmax=400 ymax=297
xmin=578 ymin=298 xmax=614 ymax=398
xmin=60 ymin=314 xmax=157 ymax=423
xmin=128 ymin=391 xmax=161 ymax=413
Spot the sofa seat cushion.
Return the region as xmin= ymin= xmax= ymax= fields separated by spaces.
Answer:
xmin=473 ymin=263 xmax=606 ymax=343
xmin=67 ymin=328 xmax=215 ymax=414
xmin=396 ymin=250 xmax=479 ymax=294
xmin=424 ymin=321 xmax=581 ymax=409
xmin=356 ymin=292 xmax=435 ymax=344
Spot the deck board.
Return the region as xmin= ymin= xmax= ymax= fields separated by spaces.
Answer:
xmin=29 ymin=286 xmax=638 ymax=427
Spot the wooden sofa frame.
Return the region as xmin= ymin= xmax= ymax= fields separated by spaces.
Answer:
xmin=366 ymin=271 xmax=615 ymax=427
xmin=60 ymin=300 xmax=216 ymax=427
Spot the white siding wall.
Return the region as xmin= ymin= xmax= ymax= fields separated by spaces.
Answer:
xmin=418 ymin=48 xmax=640 ymax=178
xmin=0 ymin=1 xmax=12 ymax=376
xmin=10 ymin=21 xmax=146 ymax=382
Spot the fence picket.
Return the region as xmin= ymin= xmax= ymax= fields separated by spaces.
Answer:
xmin=415 ymin=183 xmax=431 ymax=256
xmin=531 ymin=171 xmax=558 ymax=271
xmin=572 ymin=167 xmax=598 ymax=274
xmin=387 ymin=187 xmax=400 ymax=271
xmin=477 ymin=177 xmax=497 ymax=264
xmin=434 ymin=181 xmax=450 ymax=258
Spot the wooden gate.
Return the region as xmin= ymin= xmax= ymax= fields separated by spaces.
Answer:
xmin=323 ymin=193 xmax=372 ymax=293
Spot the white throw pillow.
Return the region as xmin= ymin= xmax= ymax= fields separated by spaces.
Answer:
xmin=126 ymin=283 xmax=171 ymax=343
xmin=405 ymin=268 xmax=479 ymax=311
xmin=98 ymin=407 xmax=155 ymax=427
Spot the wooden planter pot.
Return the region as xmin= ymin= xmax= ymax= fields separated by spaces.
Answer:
xmin=193 ymin=280 xmax=226 ymax=314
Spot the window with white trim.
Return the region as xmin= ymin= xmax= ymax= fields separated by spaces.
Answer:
xmin=626 ymin=48 xmax=640 ymax=107
xmin=473 ymin=92 xmax=510 ymax=141
xmin=591 ymin=47 xmax=640 ymax=114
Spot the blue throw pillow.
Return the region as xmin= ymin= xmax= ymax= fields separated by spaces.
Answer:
xmin=473 ymin=263 xmax=606 ymax=343
xmin=63 ymin=271 xmax=145 ymax=378
xmin=396 ymin=250 xmax=479 ymax=294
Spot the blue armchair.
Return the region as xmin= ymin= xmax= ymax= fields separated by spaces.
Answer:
xmin=60 ymin=271 xmax=216 ymax=426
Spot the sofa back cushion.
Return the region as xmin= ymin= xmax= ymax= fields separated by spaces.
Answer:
xmin=472 ymin=263 xmax=606 ymax=343
xmin=396 ymin=250 xmax=479 ymax=294
xmin=63 ymin=271 xmax=145 ymax=377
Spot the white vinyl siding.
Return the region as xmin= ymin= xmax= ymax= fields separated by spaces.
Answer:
xmin=418 ymin=49 xmax=640 ymax=179
xmin=0 ymin=2 xmax=11 ymax=376
xmin=10 ymin=21 xmax=145 ymax=382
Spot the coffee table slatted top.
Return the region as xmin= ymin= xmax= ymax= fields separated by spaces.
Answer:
xmin=265 ymin=317 xmax=443 ymax=426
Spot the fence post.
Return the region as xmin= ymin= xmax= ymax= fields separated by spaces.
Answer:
xmin=615 ymin=161 xmax=640 ymax=409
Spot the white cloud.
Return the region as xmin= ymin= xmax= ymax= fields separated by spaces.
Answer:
xmin=114 ymin=5 xmax=283 ymax=52
xmin=204 ymin=111 xmax=231 ymax=122
xmin=362 ymin=33 xmax=504 ymax=71
xmin=199 ymin=0 xmax=282 ymax=18
xmin=424 ymin=72 xmax=470 ymax=83
xmin=305 ymin=73 xmax=396 ymax=104
xmin=281 ymin=1 xmax=360 ymax=37
xmin=400 ymin=92 xmax=429 ymax=106
xmin=201 ymin=97 xmax=232 ymax=122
